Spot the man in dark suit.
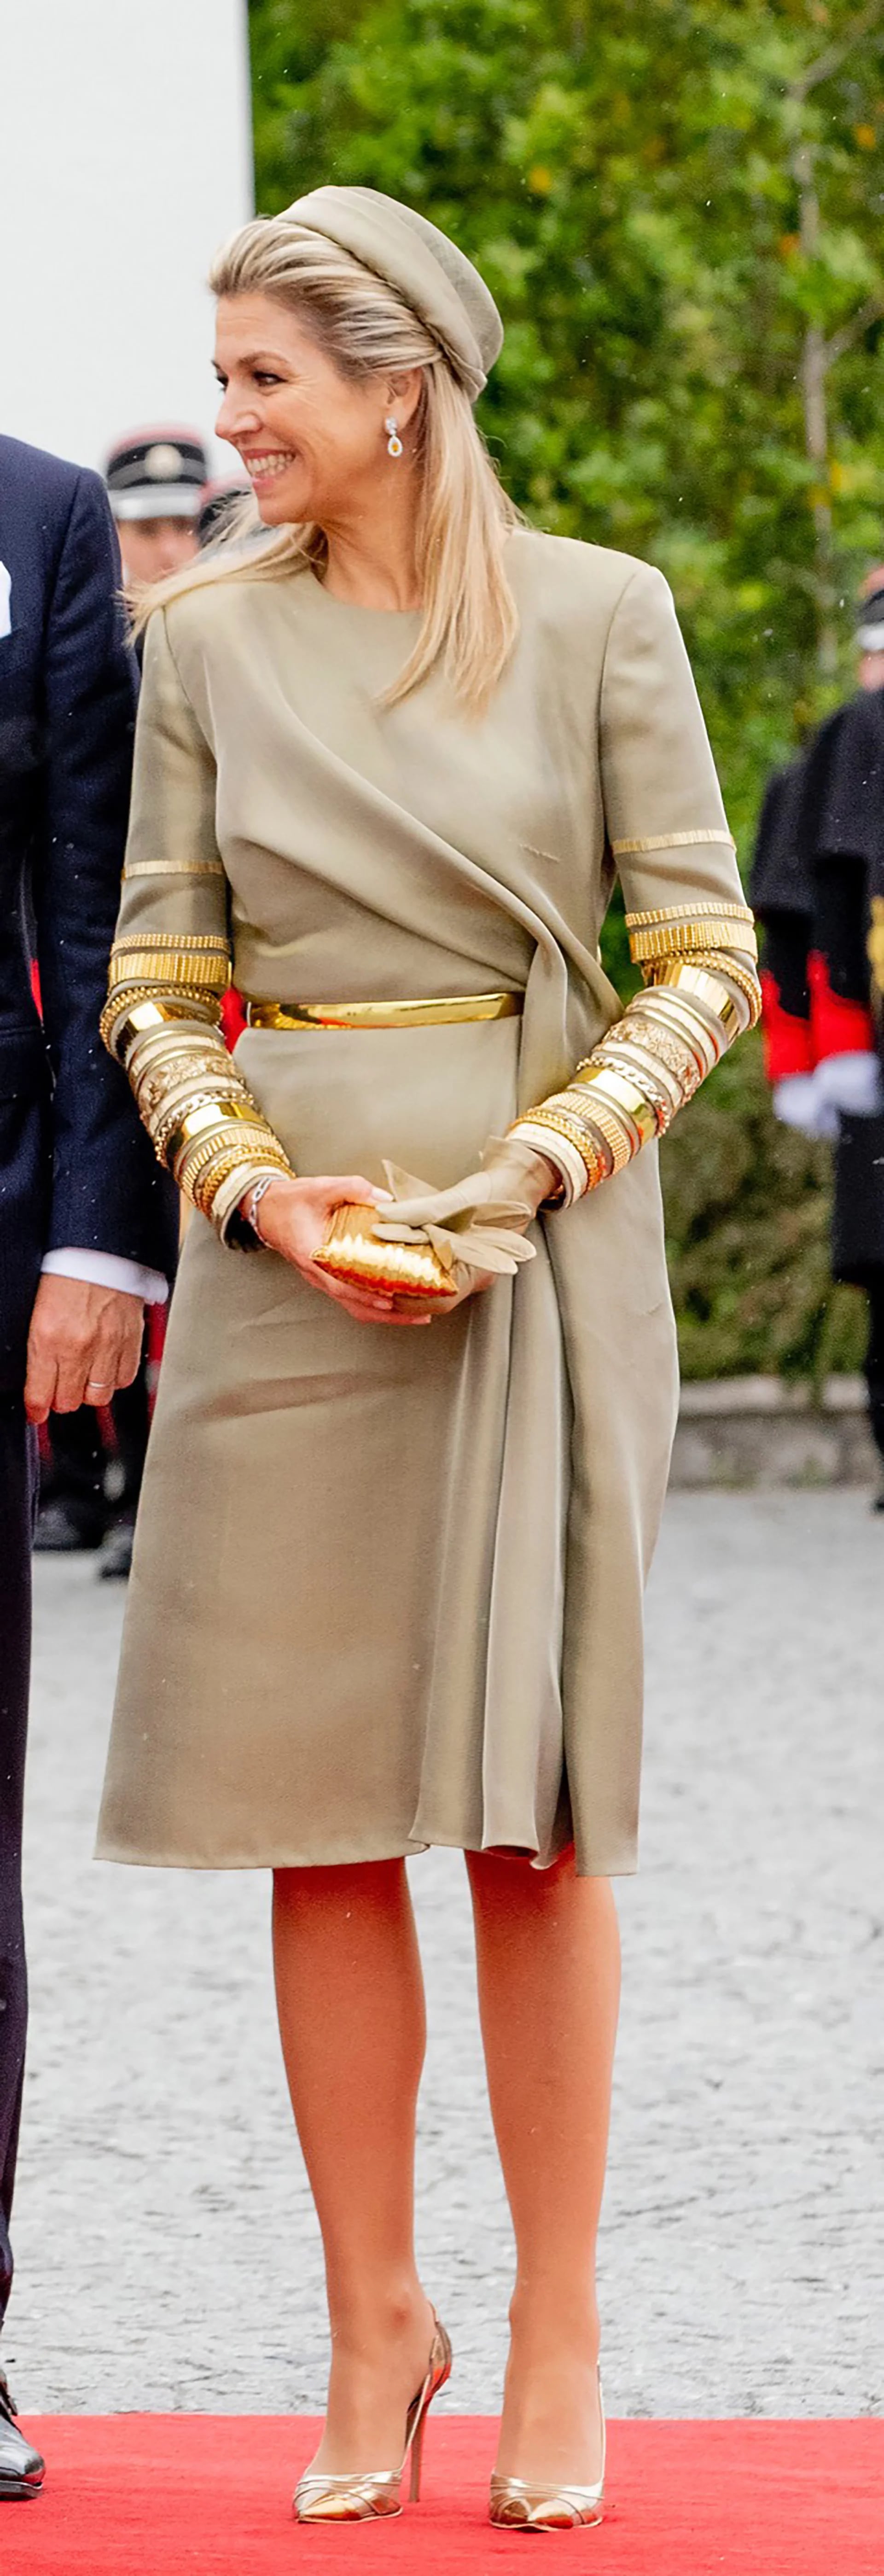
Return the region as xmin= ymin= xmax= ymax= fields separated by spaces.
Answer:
xmin=34 ymin=427 xmax=207 ymax=1574
xmin=0 ymin=433 xmax=174 ymax=2495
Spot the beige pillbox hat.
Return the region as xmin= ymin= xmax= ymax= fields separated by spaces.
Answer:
xmin=281 ymin=184 xmax=503 ymax=400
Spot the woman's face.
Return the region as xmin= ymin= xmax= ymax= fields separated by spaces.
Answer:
xmin=213 ymin=291 xmax=415 ymax=527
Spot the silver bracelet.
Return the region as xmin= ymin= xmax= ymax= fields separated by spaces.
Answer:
xmin=242 ymin=1171 xmax=282 ymax=1239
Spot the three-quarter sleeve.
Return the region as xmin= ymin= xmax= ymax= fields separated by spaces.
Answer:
xmin=100 ymin=609 xmax=293 ymax=1236
xmin=511 ymin=561 xmax=761 ymax=1201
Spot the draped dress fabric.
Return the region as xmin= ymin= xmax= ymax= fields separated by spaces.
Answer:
xmin=97 ymin=530 xmax=744 ymax=1876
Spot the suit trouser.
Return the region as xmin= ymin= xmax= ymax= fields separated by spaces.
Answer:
xmin=0 ymin=1396 xmax=35 ymax=2328
xmin=865 ymin=1273 xmax=884 ymax=1468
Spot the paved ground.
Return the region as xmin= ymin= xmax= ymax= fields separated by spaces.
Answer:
xmin=7 ymin=1492 xmax=883 ymax=2419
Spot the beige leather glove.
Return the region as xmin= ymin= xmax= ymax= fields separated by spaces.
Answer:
xmin=372 ymin=1138 xmax=555 ymax=1281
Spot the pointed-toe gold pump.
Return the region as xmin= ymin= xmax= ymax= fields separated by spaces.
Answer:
xmin=292 ymin=2313 xmax=452 ymax=2523
xmin=489 ymin=2370 xmax=606 ymax=2532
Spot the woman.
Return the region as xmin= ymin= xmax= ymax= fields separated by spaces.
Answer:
xmin=97 ymin=186 xmax=759 ymax=2529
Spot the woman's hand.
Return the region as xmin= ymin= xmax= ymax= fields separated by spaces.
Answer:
xmin=240 ymin=1173 xmax=434 ymax=1326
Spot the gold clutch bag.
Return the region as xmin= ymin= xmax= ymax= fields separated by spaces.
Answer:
xmin=312 ymin=1203 xmax=458 ymax=1302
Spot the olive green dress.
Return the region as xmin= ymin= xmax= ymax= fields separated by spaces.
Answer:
xmin=97 ymin=530 xmax=742 ymax=1876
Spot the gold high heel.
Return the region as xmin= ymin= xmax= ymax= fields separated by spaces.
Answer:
xmin=489 ymin=2368 xmax=606 ymax=2531
xmin=292 ymin=2313 xmax=452 ymax=2523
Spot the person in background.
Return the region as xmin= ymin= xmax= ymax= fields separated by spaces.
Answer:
xmin=35 ymin=431 xmax=206 ymax=1575
xmin=107 ymin=425 xmax=209 ymax=601
xmin=196 ymin=474 xmax=250 ymax=548
xmin=0 ymin=430 xmax=174 ymax=2494
xmin=750 ymin=570 xmax=884 ymax=1504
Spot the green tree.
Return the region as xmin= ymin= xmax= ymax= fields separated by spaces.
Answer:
xmin=250 ymin=0 xmax=884 ymax=826
xmin=246 ymin=0 xmax=881 ymax=1378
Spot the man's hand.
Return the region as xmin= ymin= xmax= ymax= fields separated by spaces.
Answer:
xmin=24 ymin=1277 xmax=145 ymax=1424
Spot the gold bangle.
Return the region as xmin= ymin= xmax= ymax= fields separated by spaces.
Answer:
xmin=580 ymin=1043 xmax=675 ymax=1128
xmin=643 ymin=957 xmax=750 ymax=1038
xmin=572 ymin=1067 xmax=658 ymax=1150
xmin=514 ymin=1106 xmax=611 ymax=1187
xmin=101 ymin=988 xmax=178 ymax=1054
xmin=584 ymin=998 xmax=704 ymax=1057
xmin=588 ymin=1043 xmax=680 ymax=1123
xmin=108 ymin=936 xmax=231 ymax=994
xmin=628 ymin=916 xmax=758 ymax=966
xmin=110 ymin=930 xmax=230 ymax=961
xmin=199 ymin=1160 xmax=295 ymax=1231
xmin=624 ymin=900 xmax=755 ymax=930
xmin=151 ymin=1087 xmax=256 ymax=1160
xmin=569 ymin=1094 xmax=634 ymax=1174
xmin=627 ymin=991 xmax=718 ymax=1076
xmin=652 ymin=990 xmax=731 ymax=1068
xmin=177 ymin=1122 xmax=290 ymax=1187
xmin=612 ymin=1012 xmax=701 ymax=1095
xmin=507 ymin=1119 xmax=586 ymax=1202
xmin=616 ymin=1014 xmax=705 ymax=1099
xmin=107 ymin=953 xmax=230 ymax=996
xmin=127 ymin=1025 xmax=230 ymax=1091
xmin=198 ymin=1146 xmax=292 ymax=1207
xmin=616 ymin=1030 xmax=691 ymax=1102
xmin=101 ymin=990 xmax=222 ymax=1057
xmin=163 ymin=1096 xmax=263 ymax=1166
xmin=679 ymin=953 xmax=762 ymax=1025
xmin=176 ymin=1136 xmax=247 ymax=1197
xmin=193 ymin=1144 xmax=293 ymax=1218
xmin=718 ymin=965 xmax=762 ymax=1026
xmin=112 ymin=938 xmax=230 ymax=958
xmin=134 ymin=1047 xmax=239 ymax=1110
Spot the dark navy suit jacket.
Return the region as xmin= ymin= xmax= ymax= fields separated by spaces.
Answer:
xmin=0 ymin=435 xmax=176 ymax=1390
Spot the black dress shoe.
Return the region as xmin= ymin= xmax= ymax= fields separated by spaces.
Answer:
xmin=0 ymin=2367 xmax=44 ymax=2500
xmin=34 ymin=1499 xmax=104 ymax=1553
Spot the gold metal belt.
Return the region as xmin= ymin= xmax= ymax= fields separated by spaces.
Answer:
xmin=244 ymin=991 xmax=523 ymax=1031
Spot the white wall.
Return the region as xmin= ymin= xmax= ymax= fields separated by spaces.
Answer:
xmin=0 ymin=0 xmax=253 ymax=474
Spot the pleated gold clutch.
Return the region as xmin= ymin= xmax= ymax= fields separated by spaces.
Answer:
xmin=312 ymin=1203 xmax=458 ymax=1302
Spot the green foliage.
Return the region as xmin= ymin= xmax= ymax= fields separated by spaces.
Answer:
xmin=248 ymin=0 xmax=884 ymax=1377
xmin=250 ymin=0 xmax=884 ymax=832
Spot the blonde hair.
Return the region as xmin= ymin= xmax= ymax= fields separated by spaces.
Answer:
xmin=133 ymin=216 xmax=521 ymax=712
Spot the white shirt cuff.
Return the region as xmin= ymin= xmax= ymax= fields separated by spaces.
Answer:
xmin=41 ymin=1249 xmax=169 ymax=1305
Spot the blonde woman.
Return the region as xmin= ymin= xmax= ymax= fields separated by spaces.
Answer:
xmin=97 ymin=187 xmax=759 ymax=2530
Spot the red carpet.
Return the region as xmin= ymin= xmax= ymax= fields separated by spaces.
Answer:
xmin=6 ymin=2416 xmax=883 ymax=2574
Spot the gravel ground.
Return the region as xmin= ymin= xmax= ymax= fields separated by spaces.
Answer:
xmin=6 ymin=1490 xmax=883 ymax=2418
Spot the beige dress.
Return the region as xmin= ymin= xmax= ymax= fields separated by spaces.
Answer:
xmin=97 ymin=530 xmax=744 ymax=1876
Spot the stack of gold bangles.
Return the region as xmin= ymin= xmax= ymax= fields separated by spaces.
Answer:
xmin=100 ymin=933 xmax=294 ymax=1230
xmin=101 ymin=903 xmax=761 ymax=1244
xmin=510 ymin=901 xmax=760 ymax=1200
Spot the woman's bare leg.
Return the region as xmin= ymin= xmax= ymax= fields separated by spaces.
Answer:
xmin=466 ymin=1848 xmax=621 ymax=2483
xmin=273 ymin=1859 xmax=435 ymax=2472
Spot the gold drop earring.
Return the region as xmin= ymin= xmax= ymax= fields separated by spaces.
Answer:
xmin=385 ymin=415 xmax=403 ymax=458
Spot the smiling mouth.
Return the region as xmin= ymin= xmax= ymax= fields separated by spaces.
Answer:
xmin=243 ymin=451 xmax=296 ymax=481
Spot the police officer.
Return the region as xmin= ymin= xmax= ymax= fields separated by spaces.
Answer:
xmin=751 ymin=573 xmax=884 ymax=1500
xmin=106 ymin=424 xmax=208 ymax=597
